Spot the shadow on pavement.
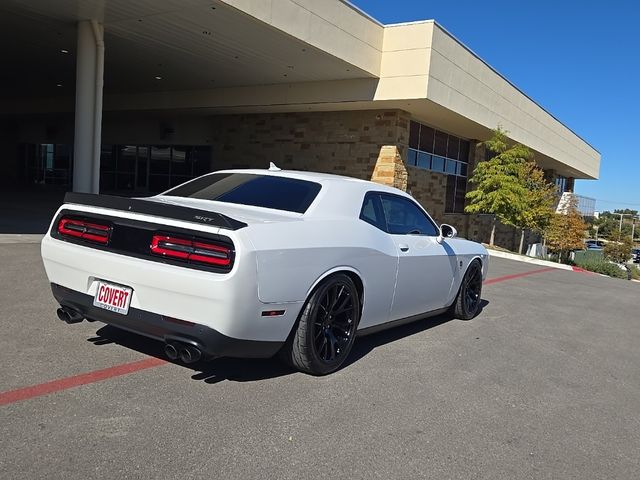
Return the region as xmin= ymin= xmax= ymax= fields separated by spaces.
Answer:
xmin=90 ymin=299 xmax=490 ymax=382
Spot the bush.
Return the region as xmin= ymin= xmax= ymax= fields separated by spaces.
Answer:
xmin=603 ymin=236 xmax=633 ymax=263
xmin=574 ymin=257 xmax=628 ymax=279
xmin=631 ymin=265 xmax=640 ymax=280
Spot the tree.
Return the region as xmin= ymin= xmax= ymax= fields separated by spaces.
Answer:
xmin=604 ymin=236 xmax=633 ymax=264
xmin=514 ymin=162 xmax=556 ymax=254
xmin=591 ymin=214 xmax=632 ymax=240
xmin=465 ymin=127 xmax=555 ymax=250
xmin=545 ymin=200 xmax=587 ymax=263
xmin=613 ymin=209 xmax=638 ymax=216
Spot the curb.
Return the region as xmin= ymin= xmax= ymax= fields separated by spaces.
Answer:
xmin=487 ymin=249 xmax=573 ymax=271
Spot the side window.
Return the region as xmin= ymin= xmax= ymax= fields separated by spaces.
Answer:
xmin=359 ymin=192 xmax=386 ymax=231
xmin=379 ymin=194 xmax=439 ymax=236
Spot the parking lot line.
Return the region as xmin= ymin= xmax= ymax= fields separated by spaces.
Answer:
xmin=0 ymin=357 xmax=166 ymax=407
xmin=0 ymin=265 xmax=556 ymax=407
xmin=484 ymin=267 xmax=555 ymax=286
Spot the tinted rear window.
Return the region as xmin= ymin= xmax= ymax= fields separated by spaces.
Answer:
xmin=164 ymin=173 xmax=321 ymax=213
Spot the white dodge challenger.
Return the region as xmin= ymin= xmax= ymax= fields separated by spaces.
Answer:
xmin=41 ymin=167 xmax=488 ymax=375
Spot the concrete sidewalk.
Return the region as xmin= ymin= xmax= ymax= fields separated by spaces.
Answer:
xmin=486 ymin=248 xmax=573 ymax=270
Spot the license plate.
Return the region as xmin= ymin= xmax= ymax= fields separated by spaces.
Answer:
xmin=93 ymin=281 xmax=133 ymax=315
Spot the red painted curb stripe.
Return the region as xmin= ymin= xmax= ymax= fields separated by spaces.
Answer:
xmin=0 ymin=357 xmax=166 ymax=407
xmin=572 ymin=266 xmax=595 ymax=275
xmin=484 ymin=267 xmax=556 ymax=285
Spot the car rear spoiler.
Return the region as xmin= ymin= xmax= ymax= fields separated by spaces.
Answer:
xmin=63 ymin=192 xmax=247 ymax=231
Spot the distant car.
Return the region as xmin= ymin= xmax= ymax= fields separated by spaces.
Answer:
xmin=41 ymin=168 xmax=489 ymax=375
xmin=584 ymin=239 xmax=604 ymax=251
xmin=632 ymin=248 xmax=640 ymax=263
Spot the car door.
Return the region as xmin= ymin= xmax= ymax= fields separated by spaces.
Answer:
xmin=378 ymin=193 xmax=457 ymax=320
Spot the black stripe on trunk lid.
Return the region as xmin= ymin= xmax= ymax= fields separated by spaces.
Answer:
xmin=63 ymin=192 xmax=247 ymax=230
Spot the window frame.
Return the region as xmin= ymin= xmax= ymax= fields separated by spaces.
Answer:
xmin=359 ymin=191 xmax=440 ymax=237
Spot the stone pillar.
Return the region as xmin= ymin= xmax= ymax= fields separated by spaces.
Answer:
xmin=370 ymin=145 xmax=408 ymax=191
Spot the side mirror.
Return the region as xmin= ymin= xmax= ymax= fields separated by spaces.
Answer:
xmin=439 ymin=224 xmax=457 ymax=240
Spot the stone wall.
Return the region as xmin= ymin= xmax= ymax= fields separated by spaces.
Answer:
xmin=406 ymin=167 xmax=448 ymax=221
xmin=208 ymin=109 xmax=409 ymax=179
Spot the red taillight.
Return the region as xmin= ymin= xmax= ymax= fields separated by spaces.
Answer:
xmin=57 ymin=217 xmax=111 ymax=244
xmin=150 ymin=234 xmax=232 ymax=267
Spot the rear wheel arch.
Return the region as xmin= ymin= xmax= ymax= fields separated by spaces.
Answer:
xmin=306 ymin=267 xmax=365 ymax=313
xmin=280 ymin=271 xmax=362 ymax=375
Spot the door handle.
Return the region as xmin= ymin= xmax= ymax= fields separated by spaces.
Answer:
xmin=399 ymin=243 xmax=409 ymax=252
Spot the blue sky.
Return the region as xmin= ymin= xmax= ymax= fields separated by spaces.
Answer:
xmin=351 ymin=0 xmax=639 ymax=213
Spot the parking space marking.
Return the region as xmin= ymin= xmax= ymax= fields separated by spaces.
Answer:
xmin=0 ymin=265 xmax=558 ymax=407
xmin=484 ymin=267 xmax=556 ymax=286
xmin=0 ymin=357 xmax=166 ymax=407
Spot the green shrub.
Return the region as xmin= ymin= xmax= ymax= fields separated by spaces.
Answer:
xmin=574 ymin=257 xmax=628 ymax=279
xmin=603 ymin=237 xmax=633 ymax=263
xmin=631 ymin=265 xmax=640 ymax=280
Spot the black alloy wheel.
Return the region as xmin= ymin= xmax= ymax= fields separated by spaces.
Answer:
xmin=281 ymin=273 xmax=360 ymax=375
xmin=312 ymin=281 xmax=357 ymax=364
xmin=452 ymin=260 xmax=483 ymax=320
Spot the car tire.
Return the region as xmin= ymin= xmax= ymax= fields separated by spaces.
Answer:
xmin=280 ymin=273 xmax=360 ymax=375
xmin=452 ymin=260 xmax=483 ymax=320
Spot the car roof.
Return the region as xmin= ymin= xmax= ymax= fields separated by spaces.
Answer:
xmin=212 ymin=168 xmax=408 ymax=196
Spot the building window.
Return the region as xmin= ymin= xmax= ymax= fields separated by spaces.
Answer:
xmin=407 ymin=121 xmax=470 ymax=213
xmin=100 ymin=144 xmax=212 ymax=193
xmin=21 ymin=143 xmax=73 ymax=186
xmin=555 ymin=175 xmax=567 ymax=194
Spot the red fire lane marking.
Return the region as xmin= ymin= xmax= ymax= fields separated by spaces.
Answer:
xmin=0 ymin=357 xmax=166 ymax=407
xmin=484 ymin=267 xmax=556 ymax=286
xmin=1 ymin=265 xmax=559 ymax=407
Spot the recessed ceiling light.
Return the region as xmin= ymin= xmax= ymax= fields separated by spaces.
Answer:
xmin=60 ymin=49 xmax=69 ymax=54
xmin=56 ymin=83 xmax=63 ymax=87
xmin=154 ymin=76 xmax=162 ymax=80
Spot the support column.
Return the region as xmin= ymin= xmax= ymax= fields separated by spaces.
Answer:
xmin=72 ymin=20 xmax=104 ymax=193
xmin=370 ymin=145 xmax=408 ymax=191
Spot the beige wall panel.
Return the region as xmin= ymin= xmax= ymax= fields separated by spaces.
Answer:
xmin=428 ymin=25 xmax=600 ymax=179
xmin=218 ymin=0 xmax=273 ymax=22
xmin=270 ymin=0 xmax=312 ymax=40
xmin=380 ymin=49 xmax=431 ymax=78
xmin=292 ymin=0 xmax=384 ymax=49
xmin=222 ymin=0 xmax=383 ymax=76
xmin=382 ymin=22 xmax=433 ymax=51
xmin=374 ymin=76 xmax=429 ymax=100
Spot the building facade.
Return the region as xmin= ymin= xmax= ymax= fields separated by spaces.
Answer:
xmin=0 ymin=0 xmax=601 ymax=250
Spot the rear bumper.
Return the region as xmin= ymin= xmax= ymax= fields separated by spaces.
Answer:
xmin=51 ymin=283 xmax=283 ymax=359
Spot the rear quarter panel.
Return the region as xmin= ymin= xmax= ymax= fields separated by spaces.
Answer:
xmin=249 ymin=219 xmax=398 ymax=328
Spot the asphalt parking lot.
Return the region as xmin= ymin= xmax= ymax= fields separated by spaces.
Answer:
xmin=1 ymin=242 xmax=639 ymax=479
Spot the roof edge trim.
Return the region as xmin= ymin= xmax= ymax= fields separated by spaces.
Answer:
xmin=338 ymin=0 xmax=384 ymax=26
